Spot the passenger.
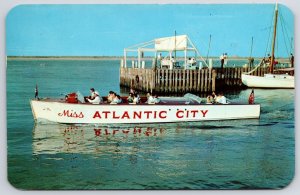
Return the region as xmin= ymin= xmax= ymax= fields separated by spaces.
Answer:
xmin=207 ymin=91 xmax=216 ymax=104
xmin=153 ymin=94 xmax=160 ymax=103
xmin=146 ymin=92 xmax=154 ymax=104
xmin=134 ymin=92 xmax=140 ymax=103
xmin=215 ymin=92 xmax=227 ymax=104
xmin=116 ymin=95 xmax=122 ymax=103
xmin=212 ymin=91 xmax=216 ymax=97
xmin=84 ymin=88 xmax=99 ymax=102
xmin=87 ymin=91 xmax=101 ymax=104
xmin=206 ymin=95 xmax=213 ymax=104
xmin=110 ymin=93 xmax=122 ymax=104
xmin=132 ymin=93 xmax=139 ymax=104
xmin=127 ymin=93 xmax=134 ymax=103
xmin=107 ymin=91 xmax=114 ymax=103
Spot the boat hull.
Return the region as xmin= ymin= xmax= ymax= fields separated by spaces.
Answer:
xmin=241 ymin=73 xmax=294 ymax=88
xmin=30 ymin=100 xmax=260 ymax=124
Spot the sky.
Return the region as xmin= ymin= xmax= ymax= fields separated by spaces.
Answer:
xmin=6 ymin=4 xmax=294 ymax=57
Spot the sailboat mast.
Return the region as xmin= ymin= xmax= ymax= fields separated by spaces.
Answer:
xmin=270 ymin=4 xmax=278 ymax=74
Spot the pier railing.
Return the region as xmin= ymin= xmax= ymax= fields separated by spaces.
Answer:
xmin=120 ymin=67 xmax=269 ymax=94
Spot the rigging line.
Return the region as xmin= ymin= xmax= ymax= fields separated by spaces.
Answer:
xmin=264 ymin=10 xmax=274 ymax=57
xmin=244 ymin=59 xmax=265 ymax=75
xmin=290 ymin=37 xmax=294 ymax=54
xmin=279 ymin=12 xmax=290 ymax=57
xmin=279 ymin=11 xmax=293 ymax=53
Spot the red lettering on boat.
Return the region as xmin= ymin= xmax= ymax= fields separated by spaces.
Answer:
xmin=103 ymin=111 xmax=111 ymax=118
xmin=93 ymin=111 xmax=101 ymax=119
xmin=58 ymin=110 xmax=84 ymax=118
xmin=144 ymin=111 xmax=152 ymax=119
xmin=190 ymin=110 xmax=199 ymax=118
xmin=78 ymin=112 xmax=84 ymax=118
xmin=121 ymin=111 xmax=130 ymax=119
xmin=133 ymin=111 xmax=142 ymax=119
xmin=112 ymin=111 xmax=120 ymax=119
xmin=159 ymin=111 xmax=167 ymax=119
xmin=176 ymin=110 xmax=184 ymax=118
xmin=201 ymin=110 xmax=208 ymax=117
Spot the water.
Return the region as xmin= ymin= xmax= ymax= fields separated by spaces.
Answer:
xmin=7 ymin=59 xmax=294 ymax=190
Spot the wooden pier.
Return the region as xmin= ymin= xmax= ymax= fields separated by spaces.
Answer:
xmin=120 ymin=66 xmax=269 ymax=94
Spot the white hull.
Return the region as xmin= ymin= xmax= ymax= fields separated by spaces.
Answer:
xmin=241 ymin=73 xmax=294 ymax=88
xmin=30 ymin=100 xmax=260 ymax=124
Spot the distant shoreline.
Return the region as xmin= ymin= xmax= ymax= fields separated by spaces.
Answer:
xmin=7 ymin=56 xmax=290 ymax=62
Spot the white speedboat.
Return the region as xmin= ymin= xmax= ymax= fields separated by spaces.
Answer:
xmin=30 ymin=93 xmax=260 ymax=124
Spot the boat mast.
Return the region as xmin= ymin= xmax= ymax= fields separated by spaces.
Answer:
xmin=206 ymin=34 xmax=212 ymax=63
xmin=250 ymin=36 xmax=253 ymax=58
xmin=270 ymin=3 xmax=278 ymax=74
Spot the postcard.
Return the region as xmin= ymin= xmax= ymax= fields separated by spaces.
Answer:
xmin=6 ymin=4 xmax=294 ymax=190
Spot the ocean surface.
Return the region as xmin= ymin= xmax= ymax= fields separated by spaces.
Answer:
xmin=7 ymin=59 xmax=294 ymax=190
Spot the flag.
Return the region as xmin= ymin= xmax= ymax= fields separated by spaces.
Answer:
xmin=35 ymin=84 xmax=38 ymax=99
xmin=248 ymin=89 xmax=254 ymax=104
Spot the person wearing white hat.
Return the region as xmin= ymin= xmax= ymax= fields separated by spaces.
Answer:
xmin=84 ymin=87 xmax=99 ymax=102
xmin=87 ymin=91 xmax=102 ymax=104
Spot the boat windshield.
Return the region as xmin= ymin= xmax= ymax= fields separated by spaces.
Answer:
xmin=76 ymin=91 xmax=85 ymax=103
xmin=183 ymin=93 xmax=202 ymax=104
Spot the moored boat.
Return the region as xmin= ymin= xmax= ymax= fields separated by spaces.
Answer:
xmin=241 ymin=73 xmax=294 ymax=89
xmin=241 ymin=4 xmax=294 ymax=89
xmin=30 ymin=93 xmax=260 ymax=124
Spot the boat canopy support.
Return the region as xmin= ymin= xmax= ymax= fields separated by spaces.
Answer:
xmin=124 ymin=35 xmax=208 ymax=69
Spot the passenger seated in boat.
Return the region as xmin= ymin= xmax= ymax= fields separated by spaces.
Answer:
xmin=117 ymin=95 xmax=122 ymax=103
xmin=146 ymin=92 xmax=154 ymax=104
xmin=132 ymin=93 xmax=139 ymax=104
xmin=107 ymin=91 xmax=114 ymax=103
xmin=153 ymin=94 xmax=160 ymax=103
xmin=206 ymin=91 xmax=216 ymax=104
xmin=110 ymin=93 xmax=122 ymax=104
xmin=206 ymin=95 xmax=214 ymax=104
xmin=84 ymin=88 xmax=99 ymax=102
xmin=127 ymin=93 xmax=134 ymax=103
xmin=215 ymin=92 xmax=227 ymax=104
xmin=87 ymin=91 xmax=102 ymax=104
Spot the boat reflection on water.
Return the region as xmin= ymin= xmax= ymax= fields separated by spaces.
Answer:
xmin=32 ymin=123 xmax=171 ymax=155
xmin=32 ymin=120 xmax=260 ymax=155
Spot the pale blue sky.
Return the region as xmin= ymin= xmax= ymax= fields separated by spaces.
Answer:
xmin=6 ymin=4 xmax=294 ymax=57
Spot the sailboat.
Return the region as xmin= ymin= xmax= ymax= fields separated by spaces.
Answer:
xmin=241 ymin=4 xmax=294 ymax=89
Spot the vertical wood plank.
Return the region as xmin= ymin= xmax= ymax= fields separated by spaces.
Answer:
xmin=208 ymin=68 xmax=212 ymax=92
xmin=182 ymin=69 xmax=186 ymax=93
xmin=212 ymin=69 xmax=216 ymax=92
xmin=197 ymin=69 xmax=201 ymax=92
xmin=193 ymin=70 xmax=197 ymax=92
xmin=204 ymin=69 xmax=208 ymax=92
xmin=201 ymin=69 xmax=204 ymax=92
xmin=189 ymin=70 xmax=192 ymax=92
xmin=165 ymin=69 xmax=168 ymax=93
